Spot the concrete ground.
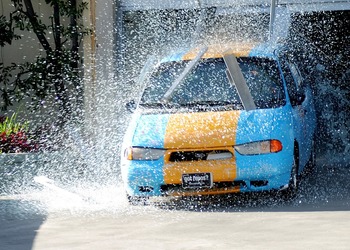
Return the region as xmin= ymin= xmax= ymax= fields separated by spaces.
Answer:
xmin=1 ymin=161 xmax=350 ymax=250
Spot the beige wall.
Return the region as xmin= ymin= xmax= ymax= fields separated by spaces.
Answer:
xmin=0 ymin=0 xmax=106 ymax=129
xmin=0 ymin=0 xmax=57 ymax=123
xmin=82 ymin=0 xmax=117 ymax=138
xmin=0 ymin=0 xmax=117 ymax=141
xmin=0 ymin=1 xmax=51 ymax=67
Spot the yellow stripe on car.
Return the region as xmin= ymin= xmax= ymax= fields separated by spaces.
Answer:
xmin=182 ymin=42 xmax=258 ymax=60
xmin=163 ymin=111 xmax=240 ymax=187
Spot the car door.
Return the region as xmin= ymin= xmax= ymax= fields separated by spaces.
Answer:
xmin=280 ymin=56 xmax=315 ymax=169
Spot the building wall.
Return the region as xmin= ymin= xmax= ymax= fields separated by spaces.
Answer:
xmin=0 ymin=1 xmax=52 ymax=67
xmin=82 ymin=0 xmax=117 ymax=140
xmin=0 ymin=0 xmax=101 ymax=128
xmin=0 ymin=0 xmax=58 ymax=123
xmin=119 ymin=0 xmax=350 ymax=12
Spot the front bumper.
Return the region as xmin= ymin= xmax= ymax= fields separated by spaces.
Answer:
xmin=121 ymin=152 xmax=293 ymax=197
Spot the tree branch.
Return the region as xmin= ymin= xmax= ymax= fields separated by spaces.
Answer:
xmin=70 ymin=0 xmax=79 ymax=69
xmin=53 ymin=1 xmax=61 ymax=51
xmin=22 ymin=0 xmax=52 ymax=53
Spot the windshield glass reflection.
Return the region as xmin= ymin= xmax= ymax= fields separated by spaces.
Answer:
xmin=140 ymin=57 xmax=285 ymax=109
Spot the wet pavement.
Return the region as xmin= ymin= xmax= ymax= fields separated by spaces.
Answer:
xmin=1 ymin=161 xmax=350 ymax=250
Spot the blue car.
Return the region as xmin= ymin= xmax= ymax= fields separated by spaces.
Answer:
xmin=121 ymin=42 xmax=317 ymax=202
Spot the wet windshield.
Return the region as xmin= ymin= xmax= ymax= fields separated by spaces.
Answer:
xmin=140 ymin=57 xmax=285 ymax=109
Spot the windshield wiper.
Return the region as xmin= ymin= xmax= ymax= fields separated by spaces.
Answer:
xmin=182 ymin=100 xmax=241 ymax=107
xmin=139 ymin=102 xmax=178 ymax=109
xmin=162 ymin=47 xmax=208 ymax=102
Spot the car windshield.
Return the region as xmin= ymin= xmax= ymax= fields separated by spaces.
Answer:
xmin=140 ymin=57 xmax=285 ymax=109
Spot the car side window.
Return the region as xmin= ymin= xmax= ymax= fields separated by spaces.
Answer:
xmin=289 ymin=63 xmax=303 ymax=90
xmin=280 ymin=57 xmax=298 ymax=106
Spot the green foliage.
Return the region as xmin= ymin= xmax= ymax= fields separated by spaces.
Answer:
xmin=0 ymin=0 xmax=90 ymax=124
xmin=0 ymin=113 xmax=28 ymax=136
xmin=0 ymin=16 xmax=21 ymax=46
xmin=1 ymin=51 xmax=83 ymax=110
xmin=0 ymin=113 xmax=39 ymax=153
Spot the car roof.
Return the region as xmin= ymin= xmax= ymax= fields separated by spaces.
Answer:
xmin=160 ymin=41 xmax=284 ymax=63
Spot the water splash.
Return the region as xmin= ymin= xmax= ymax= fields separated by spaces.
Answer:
xmin=0 ymin=7 xmax=349 ymax=216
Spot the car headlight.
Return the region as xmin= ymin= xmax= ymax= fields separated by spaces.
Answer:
xmin=234 ymin=140 xmax=282 ymax=155
xmin=125 ymin=147 xmax=166 ymax=160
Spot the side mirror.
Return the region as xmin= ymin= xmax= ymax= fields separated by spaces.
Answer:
xmin=125 ymin=100 xmax=137 ymax=113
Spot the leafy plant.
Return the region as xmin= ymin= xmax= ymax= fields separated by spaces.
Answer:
xmin=0 ymin=0 xmax=91 ymax=126
xmin=0 ymin=113 xmax=38 ymax=153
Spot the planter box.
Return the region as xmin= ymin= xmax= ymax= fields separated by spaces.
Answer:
xmin=0 ymin=153 xmax=42 ymax=195
xmin=0 ymin=152 xmax=73 ymax=195
xmin=0 ymin=151 xmax=92 ymax=195
xmin=0 ymin=153 xmax=41 ymax=165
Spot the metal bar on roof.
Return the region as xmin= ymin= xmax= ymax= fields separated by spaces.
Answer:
xmin=223 ymin=52 xmax=256 ymax=111
xmin=162 ymin=46 xmax=208 ymax=102
xmin=269 ymin=0 xmax=277 ymax=40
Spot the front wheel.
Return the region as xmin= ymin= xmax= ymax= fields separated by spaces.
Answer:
xmin=304 ymin=138 xmax=316 ymax=176
xmin=281 ymin=156 xmax=299 ymax=200
xmin=126 ymin=194 xmax=149 ymax=206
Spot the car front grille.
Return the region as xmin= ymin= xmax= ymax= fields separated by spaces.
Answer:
xmin=169 ymin=150 xmax=233 ymax=162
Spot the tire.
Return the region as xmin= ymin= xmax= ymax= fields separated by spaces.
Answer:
xmin=126 ymin=194 xmax=149 ymax=206
xmin=281 ymin=155 xmax=299 ymax=201
xmin=304 ymin=139 xmax=316 ymax=176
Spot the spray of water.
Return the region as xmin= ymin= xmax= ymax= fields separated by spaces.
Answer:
xmin=1 ymin=5 xmax=349 ymax=215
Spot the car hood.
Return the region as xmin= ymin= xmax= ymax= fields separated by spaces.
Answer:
xmin=127 ymin=108 xmax=278 ymax=149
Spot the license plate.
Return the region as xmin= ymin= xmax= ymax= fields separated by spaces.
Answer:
xmin=182 ymin=173 xmax=213 ymax=189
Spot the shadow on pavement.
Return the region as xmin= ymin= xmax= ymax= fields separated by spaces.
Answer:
xmin=0 ymin=199 xmax=46 ymax=250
